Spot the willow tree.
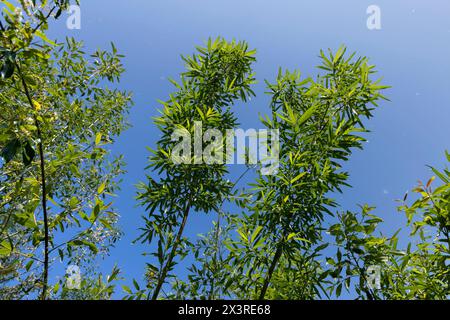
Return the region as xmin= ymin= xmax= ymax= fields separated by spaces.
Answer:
xmin=327 ymin=153 xmax=450 ymax=300
xmin=174 ymin=47 xmax=388 ymax=300
xmin=134 ymin=43 xmax=388 ymax=300
xmin=247 ymin=49 xmax=388 ymax=300
xmin=136 ymin=38 xmax=256 ymax=300
xmin=0 ymin=0 xmax=132 ymax=299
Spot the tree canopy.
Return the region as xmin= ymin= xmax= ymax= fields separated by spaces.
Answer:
xmin=0 ymin=0 xmax=448 ymax=301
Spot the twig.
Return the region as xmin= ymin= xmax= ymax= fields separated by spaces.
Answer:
xmin=151 ymin=198 xmax=192 ymax=300
xmin=15 ymin=61 xmax=50 ymax=300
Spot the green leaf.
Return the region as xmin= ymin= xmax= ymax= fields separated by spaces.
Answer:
xmin=336 ymin=283 xmax=343 ymax=297
xmin=97 ymin=181 xmax=106 ymax=194
xmin=35 ymin=30 xmax=57 ymax=46
xmin=122 ymin=285 xmax=132 ymax=294
xmin=69 ymin=196 xmax=79 ymax=209
xmin=53 ymin=282 xmax=60 ymax=294
xmin=14 ymin=211 xmax=37 ymax=229
xmin=25 ymin=260 xmax=34 ymax=272
xmin=54 ymin=7 xmax=63 ymax=19
xmin=58 ymin=249 xmax=64 ymax=261
xmin=1 ymin=0 xmax=16 ymax=13
xmin=0 ymin=240 xmax=12 ymax=257
xmin=99 ymin=218 xmax=113 ymax=230
xmin=133 ymin=279 xmax=140 ymax=290
xmin=333 ymin=45 xmax=346 ymax=64
xmin=108 ymin=266 xmax=120 ymax=282
xmin=428 ymin=166 xmax=449 ymax=183
xmin=250 ymin=226 xmax=263 ymax=243
xmin=71 ymin=239 xmax=98 ymax=254
xmin=298 ymin=104 xmax=318 ymax=127
xmin=237 ymin=228 xmax=248 ymax=243
xmin=95 ymin=133 xmax=102 ymax=145
xmin=284 ymin=102 xmax=297 ymax=124
xmin=291 ymin=172 xmax=307 ymax=184
xmin=1 ymin=59 xmax=14 ymax=79
xmin=90 ymin=203 xmax=101 ymax=222
xmin=22 ymin=141 xmax=36 ymax=166
xmin=1 ymin=138 xmax=21 ymax=163
xmin=287 ymin=233 xmax=297 ymax=241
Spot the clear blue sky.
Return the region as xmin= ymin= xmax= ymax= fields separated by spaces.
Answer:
xmin=46 ymin=0 xmax=450 ymax=298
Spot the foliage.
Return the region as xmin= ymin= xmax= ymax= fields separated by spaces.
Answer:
xmin=56 ymin=265 xmax=121 ymax=300
xmin=135 ymin=37 xmax=256 ymax=300
xmin=1 ymin=0 xmax=448 ymax=302
xmin=327 ymin=153 xmax=450 ymax=300
xmin=194 ymin=47 xmax=388 ymax=299
xmin=0 ymin=0 xmax=132 ymax=299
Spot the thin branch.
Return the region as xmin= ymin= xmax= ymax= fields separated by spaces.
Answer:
xmin=338 ymin=213 xmax=376 ymax=300
xmin=31 ymin=6 xmax=57 ymax=34
xmin=259 ymin=240 xmax=283 ymax=300
xmin=150 ymin=198 xmax=192 ymax=300
xmin=209 ymin=166 xmax=253 ymax=299
xmin=15 ymin=61 xmax=50 ymax=300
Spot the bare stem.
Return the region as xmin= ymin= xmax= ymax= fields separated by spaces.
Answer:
xmin=151 ymin=201 xmax=191 ymax=300
xmin=259 ymin=242 xmax=283 ymax=300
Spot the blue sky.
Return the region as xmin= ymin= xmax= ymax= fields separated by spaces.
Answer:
xmin=45 ymin=0 xmax=450 ymax=298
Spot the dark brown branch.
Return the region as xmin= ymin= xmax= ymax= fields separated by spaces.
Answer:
xmin=259 ymin=241 xmax=283 ymax=300
xmin=16 ymin=62 xmax=50 ymax=300
xmin=339 ymin=213 xmax=376 ymax=300
xmin=31 ymin=6 xmax=57 ymax=34
xmin=151 ymin=200 xmax=192 ymax=300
